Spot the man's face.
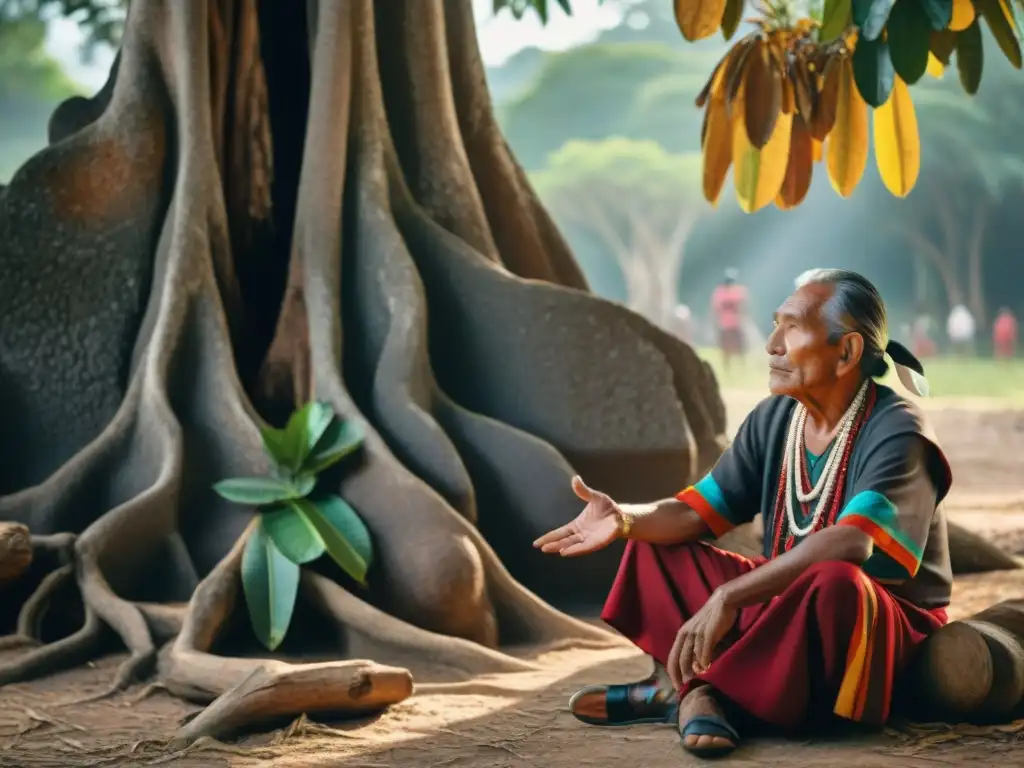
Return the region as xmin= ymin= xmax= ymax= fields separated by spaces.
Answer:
xmin=765 ymin=283 xmax=852 ymax=398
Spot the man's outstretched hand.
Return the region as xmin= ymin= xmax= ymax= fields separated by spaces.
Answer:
xmin=532 ymin=476 xmax=622 ymax=557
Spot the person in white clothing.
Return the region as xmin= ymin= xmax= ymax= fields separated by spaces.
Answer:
xmin=946 ymin=304 xmax=976 ymax=356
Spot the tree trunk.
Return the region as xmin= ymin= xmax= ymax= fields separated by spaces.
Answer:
xmin=0 ymin=0 xmax=727 ymax=742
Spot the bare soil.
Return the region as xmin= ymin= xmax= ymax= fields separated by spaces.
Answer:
xmin=2 ymin=391 xmax=1023 ymax=768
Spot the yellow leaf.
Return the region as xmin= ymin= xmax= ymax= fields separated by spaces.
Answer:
xmin=926 ymin=51 xmax=945 ymax=77
xmin=733 ymin=89 xmax=793 ymax=213
xmin=873 ymin=77 xmax=921 ymax=197
xmin=826 ymin=58 xmax=869 ymax=198
xmin=949 ymin=0 xmax=976 ymax=30
xmin=703 ymin=96 xmax=734 ymax=205
xmin=812 ymin=138 xmax=824 ymax=163
xmin=675 ymin=0 xmax=727 ymax=41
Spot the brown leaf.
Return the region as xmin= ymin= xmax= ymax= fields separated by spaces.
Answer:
xmin=781 ymin=76 xmax=796 ymax=114
xmin=777 ymin=116 xmax=814 ymax=208
xmin=810 ymin=54 xmax=842 ymax=140
xmin=743 ymin=38 xmax=783 ymax=148
xmin=696 ymin=57 xmax=725 ymax=108
xmin=675 ymin=0 xmax=727 ymax=41
xmin=792 ymin=55 xmax=816 ymax=122
xmin=725 ymin=37 xmax=757 ymax=113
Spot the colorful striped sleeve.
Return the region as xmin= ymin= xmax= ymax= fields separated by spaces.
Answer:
xmin=836 ymin=435 xmax=938 ymax=582
xmin=676 ymin=398 xmax=770 ymax=539
xmin=676 ymin=474 xmax=753 ymax=538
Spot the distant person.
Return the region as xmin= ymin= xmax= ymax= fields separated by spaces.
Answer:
xmin=993 ymin=308 xmax=1018 ymax=359
xmin=670 ymin=304 xmax=695 ymax=345
xmin=946 ymin=304 xmax=976 ymax=356
xmin=711 ymin=269 xmax=747 ymax=371
xmin=911 ymin=312 xmax=937 ymax=360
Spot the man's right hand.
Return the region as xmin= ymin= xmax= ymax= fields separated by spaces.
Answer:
xmin=532 ymin=476 xmax=623 ymax=557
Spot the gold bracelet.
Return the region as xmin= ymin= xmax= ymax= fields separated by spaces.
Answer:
xmin=617 ymin=508 xmax=634 ymax=539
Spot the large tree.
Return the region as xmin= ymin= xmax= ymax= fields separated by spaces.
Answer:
xmin=0 ymin=0 xmax=729 ymax=744
xmin=0 ymin=0 xmax=1017 ymax=748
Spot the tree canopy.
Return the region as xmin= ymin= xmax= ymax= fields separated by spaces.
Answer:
xmin=494 ymin=0 xmax=1024 ymax=210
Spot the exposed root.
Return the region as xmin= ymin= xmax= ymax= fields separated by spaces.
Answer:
xmin=12 ymin=562 xmax=74 ymax=642
xmin=0 ymin=606 xmax=103 ymax=686
xmin=159 ymin=528 xmax=414 ymax=745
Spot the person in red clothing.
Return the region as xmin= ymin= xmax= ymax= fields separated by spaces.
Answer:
xmin=534 ymin=270 xmax=951 ymax=760
xmin=710 ymin=269 xmax=748 ymax=372
xmin=993 ymin=308 xmax=1018 ymax=359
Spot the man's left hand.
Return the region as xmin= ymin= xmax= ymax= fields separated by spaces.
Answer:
xmin=666 ymin=590 xmax=739 ymax=690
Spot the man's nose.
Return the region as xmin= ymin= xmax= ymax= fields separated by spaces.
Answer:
xmin=765 ymin=329 xmax=781 ymax=356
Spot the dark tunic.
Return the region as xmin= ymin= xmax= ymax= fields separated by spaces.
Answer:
xmin=680 ymin=383 xmax=953 ymax=609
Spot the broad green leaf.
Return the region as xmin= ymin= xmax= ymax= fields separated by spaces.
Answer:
xmin=852 ymin=0 xmax=896 ymax=39
xmin=262 ymin=504 xmax=326 ymax=564
xmin=281 ymin=401 xmax=334 ymax=472
xmin=310 ymin=494 xmax=373 ymax=565
xmin=213 ymin=476 xmax=305 ymax=506
xmin=977 ymin=0 xmax=1023 ymax=69
xmin=296 ymin=496 xmax=372 ymax=585
xmin=955 ymin=19 xmax=984 ymax=94
xmin=241 ymin=520 xmax=300 ymax=651
xmin=852 ymin=36 xmax=896 ymax=107
xmin=820 ymin=0 xmax=852 ymax=41
xmin=259 ymin=424 xmax=291 ymax=468
xmin=918 ymin=0 xmax=954 ymax=29
xmin=302 ymin=418 xmax=365 ymax=475
xmin=887 ymin=0 xmax=933 ymax=83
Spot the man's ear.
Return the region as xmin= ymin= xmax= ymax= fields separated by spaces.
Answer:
xmin=837 ymin=332 xmax=865 ymax=377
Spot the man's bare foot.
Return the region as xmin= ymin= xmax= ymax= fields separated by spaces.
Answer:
xmin=677 ymin=685 xmax=738 ymax=756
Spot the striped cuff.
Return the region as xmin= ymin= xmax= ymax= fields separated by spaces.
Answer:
xmin=836 ymin=491 xmax=923 ymax=579
xmin=676 ymin=474 xmax=736 ymax=538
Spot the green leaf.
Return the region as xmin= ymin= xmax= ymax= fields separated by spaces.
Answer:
xmin=955 ymin=20 xmax=984 ymax=94
xmin=262 ymin=504 xmax=326 ymax=564
xmin=887 ymin=0 xmax=934 ymax=83
xmin=852 ymin=36 xmax=895 ymax=107
xmin=301 ymin=418 xmax=364 ymax=475
xmin=280 ymin=401 xmax=335 ymax=473
xmin=721 ymin=0 xmax=746 ymax=40
xmin=853 ymin=0 xmax=896 ymax=39
xmin=258 ymin=424 xmax=290 ymax=467
xmin=296 ymin=496 xmax=372 ymax=585
xmin=241 ymin=520 xmax=300 ymax=651
xmin=918 ymin=0 xmax=954 ymax=29
xmin=821 ymin=0 xmax=853 ymax=40
xmin=977 ymin=0 xmax=1023 ymax=69
xmin=555 ymin=0 xmax=573 ymax=13
xmin=213 ymin=476 xmax=305 ymax=506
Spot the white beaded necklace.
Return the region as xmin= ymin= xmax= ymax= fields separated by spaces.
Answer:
xmin=782 ymin=380 xmax=869 ymax=537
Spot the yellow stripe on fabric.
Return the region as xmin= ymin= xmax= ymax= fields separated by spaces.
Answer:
xmin=834 ymin=570 xmax=879 ymax=720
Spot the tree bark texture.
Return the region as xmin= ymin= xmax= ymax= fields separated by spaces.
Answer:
xmin=0 ymin=0 xmax=732 ymax=742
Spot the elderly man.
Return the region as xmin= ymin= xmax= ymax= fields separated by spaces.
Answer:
xmin=534 ymin=269 xmax=952 ymax=759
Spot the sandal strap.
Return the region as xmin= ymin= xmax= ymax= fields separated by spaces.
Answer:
xmin=680 ymin=714 xmax=740 ymax=744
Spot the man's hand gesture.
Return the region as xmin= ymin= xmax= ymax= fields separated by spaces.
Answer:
xmin=532 ymin=476 xmax=622 ymax=557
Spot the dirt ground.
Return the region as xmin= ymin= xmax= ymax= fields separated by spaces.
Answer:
xmin=1 ymin=390 xmax=1023 ymax=768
